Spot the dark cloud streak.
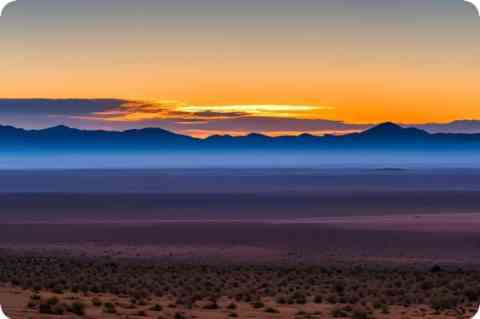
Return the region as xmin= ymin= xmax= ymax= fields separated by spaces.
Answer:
xmin=0 ymin=99 xmax=123 ymax=115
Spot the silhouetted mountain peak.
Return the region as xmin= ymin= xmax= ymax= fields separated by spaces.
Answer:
xmin=122 ymin=128 xmax=194 ymax=141
xmin=0 ymin=124 xmax=22 ymax=131
xmin=298 ymin=133 xmax=316 ymax=138
xmin=361 ymin=122 xmax=428 ymax=138
xmin=45 ymin=125 xmax=77 ymax=132
xmin=365 ymin=122 xmax=404 ymax=134
xmin=245 ymin=133 xmax=270 ymax=139
xmin=0 ymin=125 xmax=26 ymax=136
xmin=40 ymin=125 xmax=83 ymax=135
xmin=125 ymin=127 xmax=174 ymax=135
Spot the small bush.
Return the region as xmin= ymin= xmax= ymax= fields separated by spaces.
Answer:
xmin=70 ymin=301 xmax=86 ymax=316
xmin=331 ymin=307 xmax=348 ymax=317
xmin=39 ymin=303 xmax=53 ymax=314
xmin=150 ymin=303 xmax=163 ymax=311
xmin=46 ymin=297 xmax=59 ymax=306
xmin=103 ymin=302 xmax=116 ymax=314
xmin=265 ymin=307 xmax=279 ymax=313
xmin=351 ymin=308 xmax=374 ymax=319
xmin=314 ymin=294 xmax=323 ymax=303
xmin=252 ymin=301 xmax=265 ymax=309
xmin=203 ymin=302 xmax=219 ymax=310
xmin=92 ymin=297 xmax=102 ymax=307
xmin=174 ymin=312 xmax=187 ymax=319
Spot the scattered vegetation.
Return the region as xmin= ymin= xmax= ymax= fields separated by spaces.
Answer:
xmin=1 ymin=253 xmax=479 ymax=317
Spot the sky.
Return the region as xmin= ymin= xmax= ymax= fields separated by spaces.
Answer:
xmin=0 ymin=0 xmax=479 ymax=137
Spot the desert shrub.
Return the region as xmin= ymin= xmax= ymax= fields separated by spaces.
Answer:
xmin=52 ymin=304 xmax=65 ymax=315
xmin=331 ymin=307 xmax=348 ymax=317
xmin=150 ymin=303 xmax=163 ymax=311
xmin=174 ymin=312 xmax=187 ymax=319
xmin=276 ymin=294 xmax=287 ymax=304
xmin=326 ymin=294 xmax=338 ymax=304
xmin=46 ymin=296 xmax=59 ymax=306
xmin=30 ymin=293 xmax=41 ymax=301
xmin=70 ymin=301 xmax=86 ymax=316
xmin=293 ymin=292 xmax=307 ymax=304
xmin=373 ymin=302 xmax=389 ymax=314
xmin=52 ymin=286 xmax=64 ymax=294
xmin=313 ymin=294 xmax=323 ymax=303
xmin=265 ymin=306 xmax=279 ymax=313
xmin=103 ymin=302 xmax=116 ymax=314
xmin=136 ymin=310 xmax=147 ymax=316
xmin=296 ymin=310 xmax=307 ymax=316
xmin=91 ymin=297 xmax=102 ymax=307
xmin=39 ymin=302 xmax=53 ymax=314
xmin=431 ymin=294 xmax=460 ymax=312
xmin=351 ymin=308 xmax=374 ymax=319
xmin=252 ymin=300 xmax=265 ymax=308
xmin=465 ymin=288 xmax=480 ymax=302
xmin=203 ymin=301 xmax=219 ymax=310
xmin=334 ymin=281 xmax=346 ymax=294
xmin=380 ymin=303 xmax=389 ymax=314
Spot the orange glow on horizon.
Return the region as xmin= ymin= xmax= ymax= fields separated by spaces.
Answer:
xmin=181 ymin=129 xmax=362 ymax=139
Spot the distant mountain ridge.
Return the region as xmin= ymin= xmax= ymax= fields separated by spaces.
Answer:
xmin=1 ymin=122 xmax=480 ymax=152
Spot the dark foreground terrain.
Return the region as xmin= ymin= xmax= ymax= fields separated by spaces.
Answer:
xmin=1 ymin=169 xmax=480 ymax=318
xmin=0 ymin=253 xmax=479 ymax=318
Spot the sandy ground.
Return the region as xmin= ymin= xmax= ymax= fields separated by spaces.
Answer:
xmin=0 ymin=286 xmax=477 ymax=319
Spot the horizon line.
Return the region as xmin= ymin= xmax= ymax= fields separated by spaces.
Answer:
xmin=0 ymin=121 xmax=465 ymax=139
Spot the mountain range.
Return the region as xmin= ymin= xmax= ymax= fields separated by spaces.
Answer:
xmin=1 ymin=122 xmax=480 ymax=152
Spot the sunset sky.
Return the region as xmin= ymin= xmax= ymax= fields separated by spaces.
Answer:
xmin=0 ymin=0 xmax=479 ymax=137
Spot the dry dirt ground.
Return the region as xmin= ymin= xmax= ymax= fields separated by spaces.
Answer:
xmin=3 ymin=212 xmax=480 ymax=267
xmin=2 ymin=214 xmax=480 ymax=319
xmin=2 ymin=170 xmax=480 ymax=318
xmin=0 ymin=286 xmax=477 ymax=319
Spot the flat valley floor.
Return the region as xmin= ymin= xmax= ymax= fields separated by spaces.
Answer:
xmin=1 ymin=169 xmax=480 ymax=318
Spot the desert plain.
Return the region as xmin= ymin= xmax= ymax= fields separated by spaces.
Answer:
xmin=1 ymin=169 xmax=480 ymax=318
